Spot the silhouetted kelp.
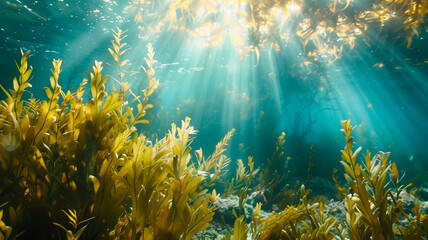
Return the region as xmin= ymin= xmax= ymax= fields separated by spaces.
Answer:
xmin=0 ymin=29 xmax=427 ymax=240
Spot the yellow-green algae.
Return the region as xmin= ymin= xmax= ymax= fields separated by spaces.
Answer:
xmin=0 ymin=31 xmax=427 ymax=240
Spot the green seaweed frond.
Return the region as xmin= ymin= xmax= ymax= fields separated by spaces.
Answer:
xmin=53 ymin=209 xmax=95 ymax=240
xmin=252 ymin=203 xmax=306 ymax=239
xmin=332 ymin=168 xmax=347 ymax=201
xmin=223 ymin=155 xmax=259 ymax=233
xmin=30 ymin=58 xmax=62 ymax=147
xmin=22 ymin=97 xmax=40 ymax=116
xmin=10 ymin=49 xmax=33 ymax=118
xmin=340 ymin=119 xmax=412 ymax=240
xmin=397 ymin=203 xmax=428 ymax=239
xmin=0 ymin=50 xmax=33 ymax=151
xmin=231 ymin=211 xmax=248 ymax=240
xmin=107 ymin=27 xmax=137 ymax=104
xmin=112 ymin=117 xmax=217 ymax=240
xmin=254 ymin=132 xmax=293 ymax=209
xmin=264 ymin=132 xmax=288 ymax=178
xmin=88 ymin=60 xmax=109 ymax=113
xmin=108 ymin=28 xmax=130 ymax=84
xmin=196 ymin=128 xmax=235 ymax=189
xmin=110 ymin=41 xmax=159 ymax=130
xmin=140 ymin=42 xmax=159 ymax=106
xmin=223 ymin=156 xmax=259 ymax=200
xmin=0 ymin=38 xmax=165 ymax=239
xmin=249 ymin=185 xmax=344 ymax=240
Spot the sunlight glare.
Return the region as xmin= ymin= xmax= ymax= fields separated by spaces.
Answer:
xmin=286 ymin=2 xmax=300 ymax=13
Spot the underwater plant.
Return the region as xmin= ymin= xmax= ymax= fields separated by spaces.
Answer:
xmin=238 ymin=185 xmax=344 ymax=240
xmin=253 ymin=132 xmax=293 ymax=209
xmin=340 ymin=119 xmax=428 ymax=239
xmin=0 ymin=48 xmax=129 ymax=239
xmin=219 ymin=119 xmax=428 ymax=240
xmin=221 ymin=156 xmax=259 ymax=240
xmin=111 ymin=117 xmax=219 ymax=240
xmin=251 ymin=132 xmax=317 ymax=210
xmin=332 ymin=168 xmax=348 ymax=201
xmin=0 ymin=202 xmax=12 ymax=240
xmin=53 ymin=209 xmax=95 ymax=240
xmin=0 ymin=23 xmax=427 ymax=240
xmin=0 ymin=29 xmax=218 ymax=239
xmin=195 ymin=128 xmax=235 ymax=191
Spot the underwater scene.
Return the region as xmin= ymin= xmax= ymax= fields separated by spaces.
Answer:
xmin=1 ymin=0 xmax=428 ymax=239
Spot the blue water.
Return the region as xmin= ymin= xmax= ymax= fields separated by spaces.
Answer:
xmin=1 ymin=0 xmax=427 ymax=184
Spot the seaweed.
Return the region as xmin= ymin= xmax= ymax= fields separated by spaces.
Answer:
xmin=0 ymin=202 xmax=12 ymax=240
xmin=221 ymin=120 xmax=426 ymax=240
xmin=0 ymin=32 xmax=214 ymax=239
xmin=53 ymin=209 xmax=94 ymax=240
xmin=259 ymin=132 xmax=289 ymax=192
xmin=249 ymin=185 xmax=344 ymax=240
xmin=0 ymin=28 xmax=427 ymax=240
xmin=195 ymin=128 xmax=235 ymax=190
xmin=340 ymin=119 xmax=427 ymax=240
xmin=113 ymin=118 xmax=218 ymax=240
xmin=253 ymin=132 xmax=312 ymax=209
xmin=222 ymin=157 xmax=259 ymax=240
xmin=332 ymin=168 xmax=348 ymax=201
xmin=398 ymin=203 xmax=428 ymax=239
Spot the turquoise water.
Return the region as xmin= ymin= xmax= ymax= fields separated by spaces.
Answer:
xmin=1 ymin=0 xmax=428 ymax=185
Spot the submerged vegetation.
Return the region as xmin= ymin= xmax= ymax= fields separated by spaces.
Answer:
xmin=0 ymin=41 xmax=218 ymax=239
xmin=0 ymin=29 xmax=427 ymax=240
xmin=126 ymin=0 xmax=428 ymax=66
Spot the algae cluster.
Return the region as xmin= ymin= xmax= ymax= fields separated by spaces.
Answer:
xmin=0 ymin=29 xmax=427 ymax=240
